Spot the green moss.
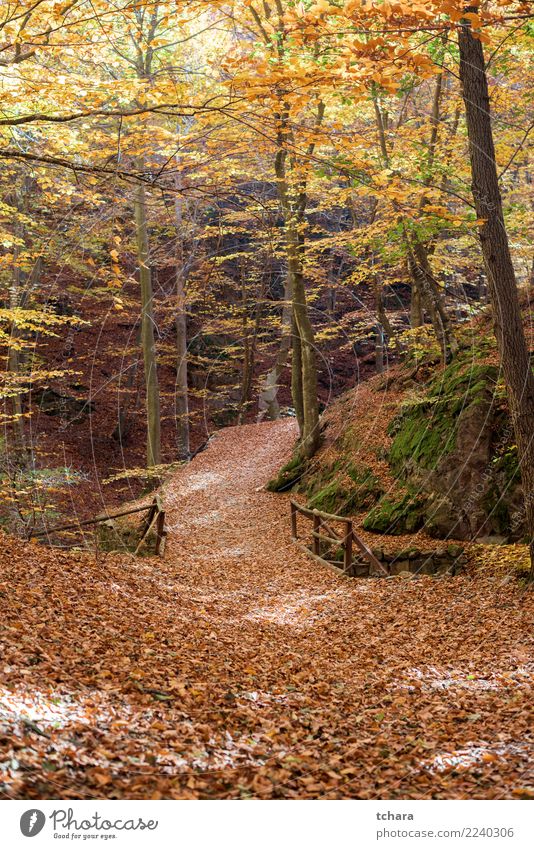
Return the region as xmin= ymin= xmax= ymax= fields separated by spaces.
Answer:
xmin=308 ymin=480 xmax=349 ymax=514
xmin=388 ymin=404 xmax=456 ymax=472
xmin=492 ymin=445 xmax=520 ymax=487
xmin=211 ymin=407 xmax=238 ymax=428
xmin=96 ymin=515 xmax=158 ymax=556
xmin=339 ymin=425 xmax=359 ymax=454
xmin=363 ymin=492 xmax=426 ymax=535
xmin=388 ymin=363 xmax=499 ymax=473
xmin=305 ymin=461 xmax=382 ymax=516
xmin=266 ymin=453 xmax=307 ymax=492
xmin=477 ymin=445 xmax=519 ymax=535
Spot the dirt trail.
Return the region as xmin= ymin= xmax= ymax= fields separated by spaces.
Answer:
xmin=0 ymin=420 xmax=533 ymax=799
xmin=164 ymin=419 xmax=303 ymax=584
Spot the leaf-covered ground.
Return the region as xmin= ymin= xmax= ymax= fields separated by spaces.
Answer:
xmin=0 ymin=419 xmax=532 ymax=799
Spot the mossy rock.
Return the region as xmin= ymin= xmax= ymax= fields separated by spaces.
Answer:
xmin=211 ymin=407 xmax=239 ymax=428
xmin=266 ymin=454 xmax=308 ymax=492
xmin=388 ymin=363 xmax=499 ymax=473
xmin=305 ymin=461 xmax=382 ymax=516
xmin=363 ymin=492 xmax=426 ymax=535
xmin=480 ymin=486 xmax=512 ymax=536
xmin=339 ymin=425 xmax=361 ymax=454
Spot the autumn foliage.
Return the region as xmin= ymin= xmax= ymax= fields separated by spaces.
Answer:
xmin=0 ymin=0 xmax=532 ymax=801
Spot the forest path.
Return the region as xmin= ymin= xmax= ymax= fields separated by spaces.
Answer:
xmin=163 ymin=418 xmax=323 ymax=609
xmin=145 ymin=420 xmax=533 ymax=798
xmin=164 ymin=418 xmax=303 ymax=583
xmin=1 ymin=420 xmax=533 ymax=800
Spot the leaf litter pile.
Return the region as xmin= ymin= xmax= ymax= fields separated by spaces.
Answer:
xmin=0 ymin=419 xmax=533 ymax=799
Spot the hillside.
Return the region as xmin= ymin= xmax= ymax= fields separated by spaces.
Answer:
xmin=270 ymin=291 xmax=534 ymax=559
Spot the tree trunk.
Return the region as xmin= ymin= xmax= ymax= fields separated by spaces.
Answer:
xmin=375 ymin=325 xmax=385 ymax=374
xmin=458 ymin=7 xmax=534 ymax=576
xmin=257 ymin=273 xmax=292 ymax=421
xmin=174 ymin=186 xmax=190 ymax=460
xmin=375 ymin=277 xmax=403 ymax=358
xmin=327 ymin=252 xmax=338 ymax=316
xmin=406 ymin=235 xmax=456 ymax=362
xmin=291 ymin=312 xmax=304 ymax=434
xmin=8 ymin=248 xmax=26 ymax=457
xmin=288 ymin=229 xmax=320 ymax=458
xmin=238 ymin=274 xmax=261 ymax=425
xmin=273 ymin=202 xmax=319 ymax=457
xmin=374 ymin=284 xmax=390 ymax=371
xmin=410 ymin=278 xmax=423 ymax=328
xmin=7 ymin=181 xmax=33 ymax=461
xmin=271 ymin=97 xmax=323 ymax=458
xmin=134 ymin=181 xmax=161 ymax=469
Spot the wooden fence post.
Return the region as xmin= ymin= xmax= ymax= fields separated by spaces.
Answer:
xmin=155 ymin=509 xmax=166 ymax=555
xmin=312 ymin=512 xmax=321 ymax=556
xmin=134 ymin=498 xmax=159 ymax=555
xmin=290 ymin=500 xmax=385 ymax=577
xmin=31 ymin=497 xmax=168 ymax=558
xmin=343 ymin=519 xmax=353 ymax=574
xmin=290 ymin=501 xmax=298 ymax=540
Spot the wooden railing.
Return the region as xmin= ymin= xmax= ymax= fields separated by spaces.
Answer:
xmin=133 ymin=495 xmax=167 ymax=556
xmin=31 ymin=495 xmax=167 ymax=556
xmin=290 ymin=499 xmax=387 ymax=577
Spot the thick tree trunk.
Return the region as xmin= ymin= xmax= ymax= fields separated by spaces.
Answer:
xmin=289 ymin=247 xmax=320 ymax=459
xmin=291 ymin=312 xmax=304 ymax=434
xmin=174 ymin=188 xmax=190 ymax=460
xmin=458 ymin=8 xmax=534 ymax=576
xmin=134 ymin=182 xmax=161 ymax=469
xmin=275 ymin=178 xmax=320 ymax=457
xmin=271 ymin=96 xmax=323 ymax=458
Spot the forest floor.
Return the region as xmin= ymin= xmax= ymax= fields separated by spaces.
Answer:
xmin=0 ymin=419 xmax=533 ymax=799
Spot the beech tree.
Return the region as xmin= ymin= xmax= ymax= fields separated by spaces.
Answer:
xmin=226 ymin=1 xmax=327 ymax=458
xmin=457 ymin=2 xmax=534 ymax=576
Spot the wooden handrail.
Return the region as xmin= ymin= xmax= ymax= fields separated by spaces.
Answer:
xmin=290 ymin=499 xmax=387 ymax=577
xmin=31 ymin=496 xmax=167 ymax=557
xmin=31 ymin=502 xmax=153 ymax=537
xmin=311 ymin=530 xmax=343 ymax=546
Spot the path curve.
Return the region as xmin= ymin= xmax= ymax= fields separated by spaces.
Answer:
xmin=157 ymin=420 xmax=533 ymax=799
xmin=1 ymin=419 xmax=532 ymax=799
